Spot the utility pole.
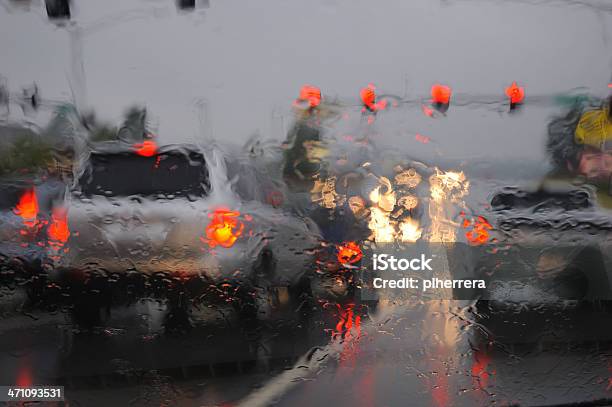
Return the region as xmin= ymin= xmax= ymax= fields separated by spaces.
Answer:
xmin=67 ymin=26 xmax=88 ymax=114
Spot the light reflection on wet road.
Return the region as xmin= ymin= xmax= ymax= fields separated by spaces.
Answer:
xmin=2 ymin=288 xmax=612 ymax=406
xmin=262 ymin=300 xmax=612 ymax=407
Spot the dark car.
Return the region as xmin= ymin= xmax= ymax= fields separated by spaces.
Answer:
xmin=452 ymin=184 xmax=612 ymax=301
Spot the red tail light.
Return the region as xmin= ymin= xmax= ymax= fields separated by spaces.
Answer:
xmin=204 ymin=208 xmax=245 ymax=248
xmin=133 ymin=140 xmax=158 ymax=157
xmin=14 ymin=188 xmax=38 ymax=227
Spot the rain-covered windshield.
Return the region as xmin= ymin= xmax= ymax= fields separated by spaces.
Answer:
xmin=78 ymin=151 xmax=209 ymax=197
xmin=3 ymin=1 xmax=612 ymax=406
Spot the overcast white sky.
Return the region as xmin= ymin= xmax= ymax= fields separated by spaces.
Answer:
xmin=1 ymin=0 xmax=611 ymax=162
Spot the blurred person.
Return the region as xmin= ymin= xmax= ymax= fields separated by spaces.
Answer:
xmin=546 ymin=95 xmax=612 ymax=207
xmin=282 ymin=85 xmax=338 ymax=193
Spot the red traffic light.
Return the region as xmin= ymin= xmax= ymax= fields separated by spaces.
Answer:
xmin=431 ymin=84 xmax=452 ymax=105
xmin=297 ymin=85 xmax=322 ymax=108
xmin=505 ymin=81 xmax=525 ymax=105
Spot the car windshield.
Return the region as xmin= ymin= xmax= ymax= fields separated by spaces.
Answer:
xmin=78 ymin=150 xmax=209 ymax=198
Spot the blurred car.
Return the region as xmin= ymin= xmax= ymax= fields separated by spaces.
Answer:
xmin=451 ymin=184 xmax=612 ymax=312
xmin=0 ymin=177 xmax=65 ymax=272
xmin=458 ymin=97 xmax=612 ymax=312
xmin=36 ymin=141 xmax=323 ymax=327
xmin=233 ymin=130 xmax=379 ymax=311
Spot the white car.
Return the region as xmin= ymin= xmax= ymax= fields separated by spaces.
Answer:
xmin=48 ymin=141 xmax=323 ymax=326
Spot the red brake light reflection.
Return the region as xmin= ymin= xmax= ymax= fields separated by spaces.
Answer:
xmin=463 ymin=215 xmax=493 ymax=246
xmin=337 ymin=242 xmax=363 ymax=265
xmin=48 ymin=207 xmax=70 ymax=245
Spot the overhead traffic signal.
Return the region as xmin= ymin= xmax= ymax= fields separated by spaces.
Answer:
xmin=176 ymin=0 xmax=210 ymax=10
xmin=505 ymin=81 xmax=525 ymax=110
xmin=45 ymin=0 xmax=70 ymax=20
xmin=431 ymin=84 xmax=452 ymax=113
xmin=176 ymin=0 xmax=195 ymax=10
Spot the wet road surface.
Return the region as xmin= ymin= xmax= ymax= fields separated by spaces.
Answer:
xmin=4 ymin=294 xmax=612 ymax=406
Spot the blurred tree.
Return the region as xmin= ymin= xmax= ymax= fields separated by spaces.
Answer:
xmin=81 ymin=111 xmax=118 ymax=142
xmin=89 ymin=125 xmax=118 ymax=142
xmin=0 ymin=132 xmax=53 ymax=176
